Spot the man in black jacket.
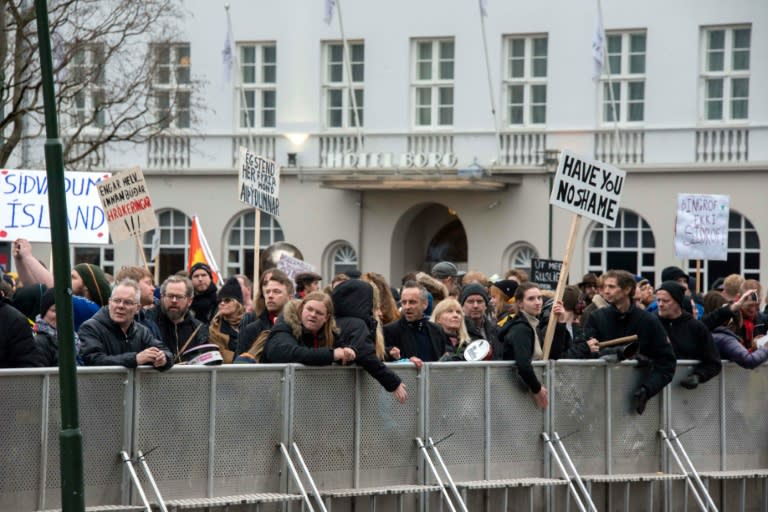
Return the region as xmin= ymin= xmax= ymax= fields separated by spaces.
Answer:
xmin=79 ymin=279 xmax=173 ymax=370
xmin=0 ymin=296 xmax=43 ymax=367
xmin=384 ymin=281 xmax=448 ymax=366
xmin=656 ymin=281 xmax=721 ymax=389
xmin=189 ymin=263 xmax=218 ymax=323
xmin=460 ymin=282 xmax=502 ymax=357
xmin=148 ymin=275 xmax=208 ymax=362
xmin=584 ymin=270 xmax=676 ymax=415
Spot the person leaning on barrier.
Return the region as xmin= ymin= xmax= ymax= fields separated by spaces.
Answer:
xmin=583 ymin=270 xmax=676 ymax=415
xmin=0 ymin=291 xmax=44 ymax=368
xmin=704 ymin=291 xmax=768 ymax=369
xmin=431 ymin=298 xmax=471 ymax=360
xmin=236 ymin=270 xmax=293 ymax=356
xmin=258 ymin=292 xmax=356 ymax=365
xmin=656 ymin=281 xmax=721 ymax=389
xmin=331 ymin=279 xmax=408 ymax=403
xmin=460 ymin=283 xmax=502 ymax=357
xmin=383 ymin=281 xmax=449 ymax=367
xmin=207 ymin=277 xmax=245 ymax=363
xmin=146 ymin=275 xmax=208 ymax=363
xmin=79 ymin=279 xmax=173 ymax=370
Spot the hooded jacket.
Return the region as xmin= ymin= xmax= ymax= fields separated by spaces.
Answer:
xmin=658 ymin=311 xmax=721 ymax=382
xmin=712 ymin=326 xmax=768 ymax=369
xmin=261 ymin=300 xmax=336 ymax=365
xmin=584 ymin=303 xmax=676 ymax=397
xmin=332 ymin=280 xmax=402 ymax=392
xmin=78 ymin=307 xmax=173 ymax=369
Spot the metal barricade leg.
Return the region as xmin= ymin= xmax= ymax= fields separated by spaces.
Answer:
xmin=279 ymin=443 xmax=316 ymax=512
xmin=290 ymin=443 xmax=329 ymax=512
xmin=426 ymin=437 xmax=469 ymax=512
xmin=669 ymin=429 xmax=719 ymax=512
xmin=120 ymin=451 xmax=153 ymax=512
xmin=136 ymin=450 xmax=168 ymax=512
xmin=552 ymin=432 xmax=598 ymax=512
xmin=659 ymin=431 xmax=710 ymax=512
xmin=541 ymin=433 xmax=588 ymax=512
xmin=415 ymin=437 xmax=458 ymax=512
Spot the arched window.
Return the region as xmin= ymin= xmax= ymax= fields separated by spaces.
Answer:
xmin=586 ymin=209 xmax=655 ymax=280
xmin=142 ymin=209 xmax=191 ymax=283
xmin=685 ymin=210 xmax=760 ymax=290
xmin=225 ymin=211 xmax=284 ymax=281
xmin=503 ymin=242 xmax=539 ymax=272
xmin=323 ymin=240 xmax=358 ymax=278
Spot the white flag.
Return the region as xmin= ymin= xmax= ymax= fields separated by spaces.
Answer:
xmin=324 ymin=0 xmax=336 ymax=24
xmin=222 ymin=9 xmax=234 ymax=83
xmin=592 ymin=12 xmax=605 ymax=80
xmin=479 ymin=0 xmax=488 ymax=17
xmin=150 ymin=229 xmax=161 ymax=262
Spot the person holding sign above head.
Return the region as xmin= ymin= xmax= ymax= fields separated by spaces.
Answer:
xmin=583 ymin=270 xmax=676 ymax=415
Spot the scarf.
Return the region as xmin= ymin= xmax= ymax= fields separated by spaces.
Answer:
xmin=522 ymin=311 xmax=543 ymax=361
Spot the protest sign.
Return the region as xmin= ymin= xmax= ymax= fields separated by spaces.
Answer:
xmin=675 ymin=193 xmax=729 ymax=261
xmin=277 ymin=254 xmax=315 ymax=283
xmin=549 ymin=150 xmax=626 ymax=227
xmin=96 ymin=166 xmax=157 ymax=243
xmin=0 ymin=168 xmax=110 ymax=244
xmin=530 ymin=258 xmax=564 ymax=291
xmin=237 ymin=147 xmax=280 ymax=216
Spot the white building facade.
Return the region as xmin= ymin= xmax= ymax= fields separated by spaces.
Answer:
xmin=5 ymin=0 xmax=767 ymax=289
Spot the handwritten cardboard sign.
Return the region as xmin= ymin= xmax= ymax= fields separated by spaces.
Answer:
xmin=237 ymin=147 xmax=280 ymax=216
xmin=277 ymin=254 xmax=315 ymax=283
xmin=675 ymin=193 xmax=729 ymax=261
xmin=530 ymin=258 xmax=564 ymax=291
xmin=549 ymin=150 xmax=626 ymax=227
xmin=96 ymin=166 xmax=157 ymax=242
xmin=0 ymin=168 xmax=110 ymax=244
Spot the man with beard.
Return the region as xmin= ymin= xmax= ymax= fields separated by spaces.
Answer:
xmin=190 ymin=263 xmax=218 ymax=322
xmin=151 ymin=275 xmax=208 ymax=362
xmin=583 ymin=270 xmax=676 ymax=415
xmin=236 ymin=271 xmax=294 ymax=356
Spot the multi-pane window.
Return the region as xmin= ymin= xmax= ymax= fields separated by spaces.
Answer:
xmin=600 ymin=31 xmax=646 ymax=123
xmin=412 ymin=39 xmax=454 ymax=128
xmin=701 ymin=26 xmax=750 ymax=121
xmin=504 ymin=35 xmax=547 ymax=125
xmin=71 ymin=243 xmax=114 ymax=276
xmin=226 ymin=211 xmax=285 ymax=281
xmin=152 ymin=43 xmax=192 ymax=129
xmin=142 ymin=209 xmax=191 ymax=282
xmin=239 ymin=43 xmax=277 ymax=128
xmin=323 ymin=41 xmax=364 ymax=128
xmin=586 ymin=209 xmax=656 ymax=282
xmin=71 ymin=44 xmax=106 ymax=127
xmin=332 ymin=244 xmax=358 ymax=276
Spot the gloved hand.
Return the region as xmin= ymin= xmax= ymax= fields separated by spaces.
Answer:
xmin=680 ymin=374 xmax=700 ymax=389
xmin=632 ymin=386 xmax=649 ymax=415
xmin=634 ymin=354 xmax=652 ymax=368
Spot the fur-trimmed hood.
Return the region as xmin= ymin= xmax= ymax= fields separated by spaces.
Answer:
xmin=416 ymin=272 xmax=449 ymax=301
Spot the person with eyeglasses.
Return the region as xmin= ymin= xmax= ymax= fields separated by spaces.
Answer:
xmin=145 ymin=275 xmax=208 ymax=362
xmin=207 ymin=277 xmax=245 ymax=363
xmin=78 ymin=279 xmax=173 ymax=370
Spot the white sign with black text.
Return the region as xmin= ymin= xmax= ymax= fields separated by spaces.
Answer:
xmin=237 ymin=147 xmax=280 ymax=216
xmin=675 ymin=193 xmax=729 ymax=261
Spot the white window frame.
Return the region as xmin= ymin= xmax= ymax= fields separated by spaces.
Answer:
xmin=411 ymin=38 xmax=455 ymax=129
xmin=70 ymin=243 xmax=115 ymax=277
xmin=585 ymin=209 xmax=656 ymax=281
xmin=322 ymin=40 xmax=364 ymax=130
xmin=225 ymin=210 xmax=285 ymax=279
xmin=238 ymin=42 xmax=277 ymax=130
xmin=142 ymin=209 xmax=191 ymax=281
xmin=598 ymin=30 xmax=646 ymax=125
xmin=503 ymin=34 xmax=548 ymax=127
xmin=70 ymin=44 xmax=106 ymax=129
xmin=151 ymin=43 xmax=192 ymax=129
xmin=699 ymin=25 xmax=751 ymax=123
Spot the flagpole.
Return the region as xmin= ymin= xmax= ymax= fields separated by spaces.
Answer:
xmin=595 ymin=0 xmax=624 ymax=161
xmin=335 ymin=0 xmax=365 ymax=152
xmin=478 ymin=0 xmax=502 ymax=168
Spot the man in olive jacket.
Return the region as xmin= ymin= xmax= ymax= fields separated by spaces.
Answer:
xmin=79 ymin=279 xmax=173 ymax=370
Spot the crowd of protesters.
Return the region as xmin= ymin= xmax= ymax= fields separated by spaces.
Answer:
xmin=2 ymin=237 xmax=767 ymax=414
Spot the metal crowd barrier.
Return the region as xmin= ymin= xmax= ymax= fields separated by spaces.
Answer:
xmin=2 ymin=361 xmax=768 ymax=511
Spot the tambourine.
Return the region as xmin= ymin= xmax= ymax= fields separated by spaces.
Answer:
xmin=181 ymin=344 xmax=224 ymax=366
xmin=464 ymin=339 xmax=493 ymax=361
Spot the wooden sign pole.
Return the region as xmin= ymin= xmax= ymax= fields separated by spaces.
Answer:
xmin=542 ymin=214 xmax=582 ymax=360
xmin=695 ymin=259 xmax=701 ymax=294
xmin=252 ymin=208 xmax=261 ymax=304
xmin=135 ymin=233 xmax=150 ymax=274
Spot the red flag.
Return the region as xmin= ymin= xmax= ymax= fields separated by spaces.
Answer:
xmin=188 ymin=216 xmax=222 ymax=284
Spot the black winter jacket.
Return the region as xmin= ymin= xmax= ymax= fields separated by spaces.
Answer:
xmin=465 ymin=317 xmax=503 ymax=360
xmin=584 ymin=304 xmax=676 ymax=397
xmin=0 ymin=298 xmax=43 ymax=368
xmin=149 ymin=309 xmax=208 ymax=361
xmin=78 ymin=307 xmax=173 ymax=369
xmin=190 ymin=283 xmax=218 ymax=323
xmin=658 ymin=311 xmax=721 ymax=383
xmin=237 ymin=309 xmax=272 ymax=355
xmin=383 ymin=316 xmax=448 ymax=362
xmin=332 ymin=280 xmax=402 ymax=392
xmin=261 ymin=301 xmax=336 ymax=365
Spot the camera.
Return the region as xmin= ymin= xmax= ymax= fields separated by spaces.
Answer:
xmin=749 ymin=291 xmax=759 ymax=302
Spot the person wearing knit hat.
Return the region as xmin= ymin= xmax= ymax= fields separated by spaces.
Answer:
xmin=207 ymin=277 xmax=245 ymax=363
xmin=490 ymin=280 xmax=519 ymax=327
xmin=33 ymin=288 xmax=83 ymax=367
xmin=11 ymin=283 xmax=48 ymax=323
xmin=656 ymin=280 xmax=721 ymax=390
xmin=72 ymin=263 xmax=112 ymax=307
xmin=190 ymin=262 xmax=218 ymax=323
xmin=459 ymin=283 xmax=501 ymax=357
